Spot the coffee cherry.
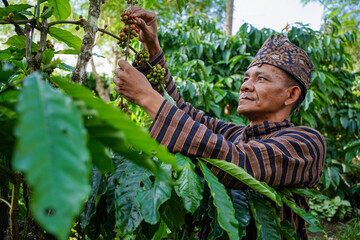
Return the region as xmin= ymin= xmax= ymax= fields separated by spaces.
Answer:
xmin=8 ymin=12 xmax=14 ymax=19
xmin=147 ymin=64 xmax=166 ymax=84
xmin=75 ymin=25 xmax=80 ymax=30
xmin=135 ymin=49 xmax=150 ymax=65
xmin=2 ymin=16 xmax=8 ymax=21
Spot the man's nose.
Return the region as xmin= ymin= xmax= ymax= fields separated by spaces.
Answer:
xmin=240 ymin=78 xmax=254 ymax=92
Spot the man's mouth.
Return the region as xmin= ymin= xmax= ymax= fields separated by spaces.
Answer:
xmin=239 ymin=94 xmax=255 ymax=101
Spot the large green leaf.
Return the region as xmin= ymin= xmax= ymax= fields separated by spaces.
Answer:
xmin=279 ymin=220 xmax=298 ymax=240
xmin=4 ymin=35 xmax=39 ymax=52
xmin=84 ymin=117 xmax=158 ymax=173
xmin=136 ymin=164 xmax=172 ymax=224
xmin=208 ymin=199 xmax=225 ymax=240
xmin=115 ymin=160 xmax=145 ymax=234
xmin=12 ymin=73 xmax=90 ymax=240
xmin=88 ymin=138 xmax=114 ymax=174
xmin=281 ymin=196 xmax=324 ymax=233
xmin=248 ymin=191 xmax=281 ymax=240
xmin=201 ymin=158 xmax=282 ymax=206
xmin=48 ymin=0 xmax=71 ymax=20
xmin=0 ymin=4 xmax=33 ymax=17
xmin=51 ymin=76 xmax=178 ymax=170
xmin=174 ymin=154 xmax=203 ymax=213
xmin=230 ymin=190 xmax=251 ymax=239
xmin=198 ymin=161 xmax=239 ymax=240
xmin=49 ymin=27 xmax=82 ymax=52
xmin=159 ymin=190 xmax=186 ymax=232
xmin=81 ymin=167 xmax=107 ymax=229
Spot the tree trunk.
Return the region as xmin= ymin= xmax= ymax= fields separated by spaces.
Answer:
xmin=71 ymin=0 xmax=104 ymax=84
xmin=225 ymin=0 xmax=234 ymax=36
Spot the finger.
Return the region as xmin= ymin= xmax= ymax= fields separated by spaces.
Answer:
xmin=113 ymin=76 xmax=120 ymax=85
xmin=118 ymin=59 xmax=132 ymax=70
xmin=114 ymin=85 xmax=120 ymax=93
xmin=114 ymin=67 xmax=122 ymax=76
xmin=132 ymin=8 xmax=156 ymax=22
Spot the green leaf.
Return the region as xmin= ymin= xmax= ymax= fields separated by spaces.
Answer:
xmin=42 ymin=49 xmax=55 ymax=65
xmin=88 ymin=138 xmax=114 ymax=174
xmin=115 ymin=160 xmax=145 ymax=234
xmin=281 ymin=196 xmax=324 ymax=233
xmin=136 ymin=164 xmax=172 ymax=224
xmin=201 ymin=158 xmax=282 ymax=206
xmin=279 ymin=220 xmax=298 ymax=240
xmin=248 ymin=191 xmax=281 ymax=240
xmin=152 ymin=220 xmax=168 ymax=240
xmin=159 ymin=191 xmax=186 ymax=231
xmin=80 ymin=167 xmax=107 ymax=229
xmin=198 ymin=161 xmax=239 ymax=240
xmin=51 ymin=77 xmax=178 ymax=170
xmin=48 ymin=0 xmax=71 ymax=20
xmin=175 ymin=0 xmax=188 ymax=12
xmin=12 ymin=73 xmax=90 ymax=240
xmin=40 ymin=6 xmax=54 ymax=18
xmin=0 ymin=4 xmax=33 ymax=17
xmin=143 ymin=0 xmax=157 ymax=9
xmin=174 ymin=154 xmax=203 ymax=213
xmin=230 ymin=190 xmax=251 ymax=239
xmin=49 ymin=27 xmax=82 ymax=52
xmin=4 ymin=35 xmax=39 ymax=52
xmin=344 ymin=139 xmax=360 ymax=150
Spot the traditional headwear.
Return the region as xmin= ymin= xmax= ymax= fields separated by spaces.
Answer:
xmin=247 ymin=34 xmax=313 ymax=95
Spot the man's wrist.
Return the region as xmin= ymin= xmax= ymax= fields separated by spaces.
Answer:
xmin=143 ymin=40 xmax=161 ymax=58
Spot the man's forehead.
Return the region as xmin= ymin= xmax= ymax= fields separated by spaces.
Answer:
xmin=244 ymin=64 xmax=280 ymax=75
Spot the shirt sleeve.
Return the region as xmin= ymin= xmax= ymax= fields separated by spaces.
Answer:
xmin=136 ymin=50 xmax=243 ymax=137
xmin=149 ymin=100 xmax=326 ymax=190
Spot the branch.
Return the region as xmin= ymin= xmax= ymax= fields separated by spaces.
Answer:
xmin=71 ymin=0 xmax=104 ymax=84
xmin=0 ymin=19 xmax=35 ymax=25
xmin=48 ymin=20 xmax=82 ymax=27
xmin=97 ymin=28 xmax=153 ymax=69
xmin=0 ymin=164 xmax=17 ymax=183
xmin=2 ymin=0 xmax=8 ymax=7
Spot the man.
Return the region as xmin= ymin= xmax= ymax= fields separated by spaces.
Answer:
xmin=114 ymin=7 xmax=326 ymax=240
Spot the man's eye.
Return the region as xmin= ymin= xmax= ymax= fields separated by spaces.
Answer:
xmin=243 ymin=78 xmax=249 ymax=82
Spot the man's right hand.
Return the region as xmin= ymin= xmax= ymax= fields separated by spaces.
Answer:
xmin=132 ymin=6 xmax=161 ymax=57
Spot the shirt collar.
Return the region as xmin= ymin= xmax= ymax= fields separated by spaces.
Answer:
xmin=243 ymin=118 xmax=294 ymax=139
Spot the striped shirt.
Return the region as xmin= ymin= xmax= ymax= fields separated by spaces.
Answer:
xmin=137 ymin=50 xmax=326 ymax=239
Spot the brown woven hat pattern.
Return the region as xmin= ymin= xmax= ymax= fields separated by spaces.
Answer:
xmin=247 ymin=34 xmax=314 ymax=93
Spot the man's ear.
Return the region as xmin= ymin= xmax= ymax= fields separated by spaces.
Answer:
xmin=284 ymin=86 xmax=301 ymax=106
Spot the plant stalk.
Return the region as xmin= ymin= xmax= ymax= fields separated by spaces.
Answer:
xmin=10 ymin=178 xmax=21 ymax=240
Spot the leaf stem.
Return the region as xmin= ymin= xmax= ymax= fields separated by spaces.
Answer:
xmin=10 ymin=178 xmax=21 ymax=240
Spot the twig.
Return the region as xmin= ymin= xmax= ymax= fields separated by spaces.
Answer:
xmin=48 ymin=20 xmax=82 ymax=27
xmin=10 ymin=179 xmax=21 ymax=240
xmin=0 ymin=19 xmax=36 ymax=25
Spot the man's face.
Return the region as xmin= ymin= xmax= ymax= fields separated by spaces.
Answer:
xmin=237 ymin=64 xmax=291 ymax=122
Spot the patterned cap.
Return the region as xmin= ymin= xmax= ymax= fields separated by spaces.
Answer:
xmin=248 ymin=34 xmax=313 ymax=93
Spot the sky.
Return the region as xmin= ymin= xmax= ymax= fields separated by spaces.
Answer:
xmin=232 ymin=0 xmax=324 ymax=33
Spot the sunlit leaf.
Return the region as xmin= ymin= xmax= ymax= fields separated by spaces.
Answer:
xmin=198 ymin=161 xmax=239 ymax=240
xmin=13 ymin=73 xmax=90 ymax=240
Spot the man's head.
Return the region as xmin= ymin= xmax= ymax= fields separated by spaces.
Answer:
xmin=237 ymin=34 xmax=313 ymax=124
